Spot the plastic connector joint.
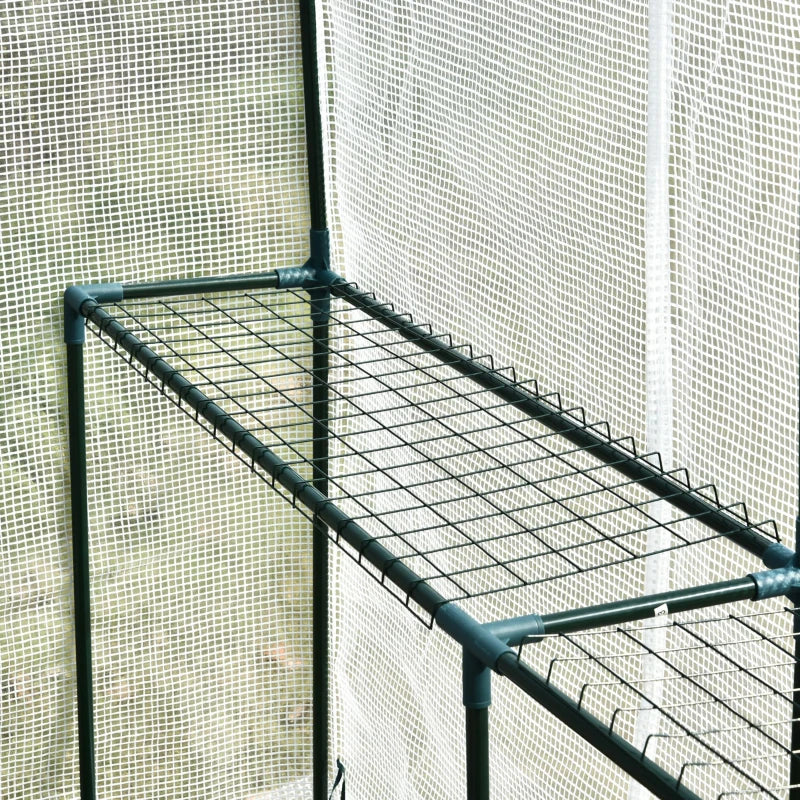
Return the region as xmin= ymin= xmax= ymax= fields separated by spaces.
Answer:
xmin=760 ymin=542 xmax=796 ymax=569
xmin=274 ymin=228 xmax=340 ymax=292
xmin=309 ymin=228 xmax=330 ymax=269
xmin=749 ymin=542 xmax=800 ymax=601
xmin=435 ymin=603 xmax=514 ymax=671
xmin=459 ymin=614 xmax=546 ymax=709
xmin=463 ymin=650 xmax=492 ymax=709
xmin=274 ymin=266 xmax=319 ymax=289
xmin=64 ymin=283 xmax=124 ymax=345
xmin=750 ymin=565 xmax=800 ymax=601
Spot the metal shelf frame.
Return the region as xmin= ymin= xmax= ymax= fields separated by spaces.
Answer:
xmin=64 ymin=262 xmax=800 ymax=800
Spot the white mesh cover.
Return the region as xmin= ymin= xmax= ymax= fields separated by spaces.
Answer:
xmin=2 ymin=1 xmax=800 ymax=799
xmin=319 ymin=1 xmax=799 ymax=798
xmin=1 ymin=2 xmax=310 ymax=798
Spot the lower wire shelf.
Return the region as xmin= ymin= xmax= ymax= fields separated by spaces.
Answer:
xmin=73 ymin=273 xmax=798 ymax=799
xmin=515 ymin=603 xmax=797 ymax=798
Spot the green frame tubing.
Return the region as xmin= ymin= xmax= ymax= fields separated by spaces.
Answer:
xmin=65 ymin=264 xmax=800 ymax=800
xmin=298 ymin=0 xmax=330 ymax=786
xmin=66 ymin=342 xmax=96 ymax=800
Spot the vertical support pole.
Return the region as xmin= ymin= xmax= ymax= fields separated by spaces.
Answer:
xmin=463 ymin=651 xmax=491 ymax=800
xmin=791 ymin=532 xmax=800 ymax=798
xmin=791 ymin=604 xmax=800 ymax=798
xmin=466 ymin=709 xmax=490 ymax=800
xmin=793 ymin=196 xmax=800 ymax=799
xmin=300 ymin=0 xmax=331 ymax=788
xmin=310 ymin=282 xmax=331 ymax=800
xmin=67 ymin=341 xmax=96 ymax=800
xmin=299 ymin=0 xmax=327 ymax=231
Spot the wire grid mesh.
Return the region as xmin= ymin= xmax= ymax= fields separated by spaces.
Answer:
xmin=518 ymin=601 xmax=797 ymax=799
xmin=87 ymin=283 xmax=778 ymax=625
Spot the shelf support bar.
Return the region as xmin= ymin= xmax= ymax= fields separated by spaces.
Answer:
xmin=789 ymin=520 xmax=800 ymax=799
xmin=463 ymin=651 xmax=492 ymax=800
xmin=309 ymin=228 xmax=331 ymax=800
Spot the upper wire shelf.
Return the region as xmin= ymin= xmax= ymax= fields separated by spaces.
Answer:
xmin=86 ymin=282 xmax=779 ymax=611
xmin=79 ymin=277 xmax=796 ymax=798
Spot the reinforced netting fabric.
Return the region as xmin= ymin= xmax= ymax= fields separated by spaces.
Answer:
xmin=83 ymin=340 xmax=314 ymax=799
xmin=318 ymin=1 xmax=800 ymax=798
xmin=1 ymin=2 xmax=310 ymax=798
xmin=2 ymin=1 xmax=800 ymax=799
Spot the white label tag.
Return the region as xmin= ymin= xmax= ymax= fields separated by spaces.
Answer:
xmin=653 ymin=603 xmax=669 ymax=617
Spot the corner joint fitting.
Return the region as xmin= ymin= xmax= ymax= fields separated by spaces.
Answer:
xmin=750 ymin=543 xmax=800 ymax=601
xmin=273 ymin=229 xmax=340 ymax=325
xmin=463 ymin=649 xmax=492 ymax=709
xmin=484 ymin=613 xmax=545 ymax=648
xmin=435 ymin=603 xmax=515 ymax=673
xmin=309 ymin=228 xmax=330 ymax=271
xmin=274 ymin=230 xmax=340 ymax=293
xmin=64 ymin=283 xmax=124 ymax=345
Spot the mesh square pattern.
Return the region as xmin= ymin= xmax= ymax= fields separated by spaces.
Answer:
xmin=87 ymin=284 xmax=779 ymax=623
xmin=81 ymin=281 xmax=791 ymax=800
xmin=3 ymin=0 xmax=799 ymax=798
xmin=316 ymin=2 xmax=800 ymax=796
xmin=1 ymin=1 xmax=310 ymax=798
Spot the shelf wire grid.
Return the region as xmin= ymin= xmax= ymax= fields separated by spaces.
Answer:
xmin=518 ymin=603 xmax=798 ymax=799
xmin=83 ymin=282 xmax=799 ymax=797
xmin=87 ymin=283 xmax=780 ymax=618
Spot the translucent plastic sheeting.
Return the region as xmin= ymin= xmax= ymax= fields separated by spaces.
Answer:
xmin=2 ymin=0 xmax=799 ymax=798
xmin=318 ymin=1 xmax=799 ymax=797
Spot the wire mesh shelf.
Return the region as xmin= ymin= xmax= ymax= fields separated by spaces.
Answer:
xmin=87 ymin=282 xmax=779 ymax=612
xmin=518 ymin=603 xmax=797 ymax=799
xmin=76 ymin=277 xmax=796 ymax=800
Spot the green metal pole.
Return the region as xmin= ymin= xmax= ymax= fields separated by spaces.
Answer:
xmin=465 ymin=708 xmax=490 ymax=800
xmin=299 ymin=0 xmax=331 ymax=780
xmin=791 ymin=594 xmax=800 ymax=799
xmin=121 ymin=271 xmax=280 ymax=299
xmin=538 ymin=576 xmax=757 ymax=637
xmin=792 ymin=228 xmax=800 ymax=798
xmin=790 ymin=520 xmax=800 ymax=799
xmin=299 ymin=0 xmax=326 ymax=231
xmin=463 ymin=650 xmax=492 ymax=800
xmin=66 ymin=342 xmax=96 ymax=800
